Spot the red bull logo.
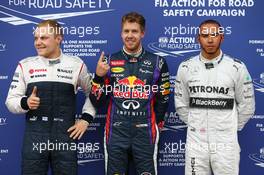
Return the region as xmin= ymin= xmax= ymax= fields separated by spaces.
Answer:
xmin=118 ymin=76 xmax=145 ymax=88
xmin=114 ymin=76 xmax=148 ymax=99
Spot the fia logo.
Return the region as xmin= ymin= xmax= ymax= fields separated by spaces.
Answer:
xmin=249 ymin=147 xmax=264 ymax=168
xmin=253 ymin=73 xmax=264 ymax=93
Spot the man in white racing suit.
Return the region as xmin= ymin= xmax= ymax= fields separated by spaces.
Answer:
xmin=5 ymin=20 xmax=95 ymax=175
xmin=174 ymin=19 xmax=255 ymax=175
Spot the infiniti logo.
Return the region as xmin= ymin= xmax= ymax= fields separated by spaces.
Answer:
xmin=144 ymin=60 xmax=151 ymax=65
xmin=140 ymin=172 xmax=152 ymax=175
xmin=122 ymin=100 xmax=140 ymax=110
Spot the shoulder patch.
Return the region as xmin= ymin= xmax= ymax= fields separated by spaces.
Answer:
xmin=233 ymin=58 xmax=242 ymax=64
xmin=183 ymin=57 xmax=192 ymax=62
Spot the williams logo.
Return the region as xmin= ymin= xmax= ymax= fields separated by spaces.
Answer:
xmin=253 ymin=73 xmax=264 ymax=93
xmin=249 ymin=147 xmax=264 ymax=168
xmin=0 ymin=3 xmax=114 ymax=25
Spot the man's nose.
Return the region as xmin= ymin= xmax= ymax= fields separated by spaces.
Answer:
xmin=208 ymin=35 xmax=214 ymax=42
xmin=127 ymin=31 xmax=133 ymax=38
xmin=35 ymin=38 xmax=41 ymax=45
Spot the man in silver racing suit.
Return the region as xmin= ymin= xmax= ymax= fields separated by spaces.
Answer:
xmin=174 ymin=19 xmax=255 ymax=175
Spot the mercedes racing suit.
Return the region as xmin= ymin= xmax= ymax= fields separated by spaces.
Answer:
xmin=5 ymin=53 xmax=95 ymax=175
xmin=174 ymin=51 xmax=255 ymax=175
xmin=89 ymin=48 xmax=170 ymax=175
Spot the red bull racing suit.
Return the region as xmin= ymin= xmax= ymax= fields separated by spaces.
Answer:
xmin=90 ymin=48 xmax=170 ymax=175
xmin=6 ymin=53 xmax=95 ymax=175
xmin=174 ymin=51 xmax=255 ymax=175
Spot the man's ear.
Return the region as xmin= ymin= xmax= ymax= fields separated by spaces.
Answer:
xmin=197 ymin=35 xmax=200 ymax=44
xmin=56 ymin=35 xmax=63 ymax=44
xmin=141 ymin=30 xmax=145 ymax=39
xmin=220 ymin=34 xmax=224 ymax=43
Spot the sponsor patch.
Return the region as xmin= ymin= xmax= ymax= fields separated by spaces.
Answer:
xmin=111 ymin=67 xmax=125 ymax=73
xmin=110 ymin=60 xmax=125 ymax=66
xmin=190 ymin=97 xmax=234 ymax=109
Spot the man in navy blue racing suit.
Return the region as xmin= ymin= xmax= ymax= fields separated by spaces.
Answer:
xmin=89 ymin=12 xmax=170 ymax=175
xmin=6 ymin=20 xmax=95 ymax=175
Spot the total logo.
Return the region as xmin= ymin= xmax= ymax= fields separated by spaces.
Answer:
xmin=253 ymin=73 xmax=264 ymax=93
xmin=249 ymin=147 xmax=264 ymax=168
xmin=0 ymin=118 xmax=7 ymax=126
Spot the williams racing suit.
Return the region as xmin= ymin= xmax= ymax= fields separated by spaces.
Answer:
xmin=5 ymin=52 xmax=95 ymax=175
xmin=89 ymin=48 xmax=170 ymax=175
xmin=174 ymin=51 xmax=255 ymax=175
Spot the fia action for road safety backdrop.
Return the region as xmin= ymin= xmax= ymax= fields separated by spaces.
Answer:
xmin=0 ymin=0 xmax=263 ymax=174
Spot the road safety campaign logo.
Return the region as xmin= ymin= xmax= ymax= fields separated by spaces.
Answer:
xmin=77 ymin=142 xmax=104 ymax=165
xmin=0 ymin=148 xmax=9 ymax=161
xmin=148 ymin=24 xmax=200 ymax=57
xmin=162 ymin=112 xmax=187 ymax=132
xmin=0 ymin=1 xmax=114 ymax=25
xmin=249 ymin=147 xmax=264 ymax=168
xmin=253 ymin=73 xmax=264 ymax=93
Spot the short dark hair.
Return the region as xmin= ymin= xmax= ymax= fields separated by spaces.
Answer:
xmin=121 ymin=12 xmax=145 ymax=31
xmin=37 ymin=19 xmax=63 ymax=37
xmin=199 ymin=19 xmax=221 ymax=28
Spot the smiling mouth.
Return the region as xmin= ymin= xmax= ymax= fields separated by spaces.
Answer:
xmin=37 ymin=47 xmax=46 ymax=50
